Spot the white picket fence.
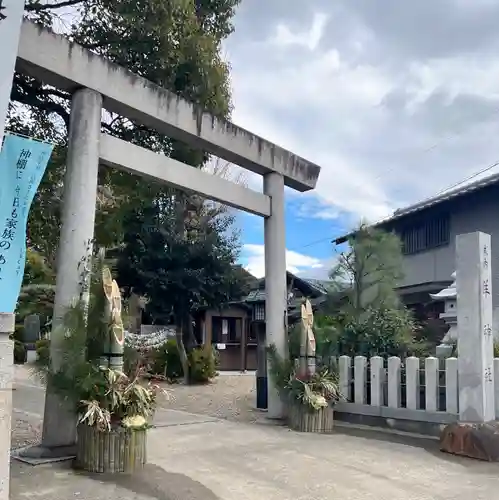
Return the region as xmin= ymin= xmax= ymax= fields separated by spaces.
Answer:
xmin=334 ymin=355 xmax=499 ymax=423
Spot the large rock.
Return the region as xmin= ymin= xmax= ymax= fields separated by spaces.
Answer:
xmin=440 ymin=421 xmax=499 ymax=461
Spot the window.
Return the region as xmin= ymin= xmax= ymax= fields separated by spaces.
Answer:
xmin=401 ymin=215 xmax=450 ymax=255
xmin=211 ymin=317 xmax=240 ymax=343
xmin=248 ymin=323 xmax=258 ymax=343
xmin=252 ymin=304 xmax=265 ymax=321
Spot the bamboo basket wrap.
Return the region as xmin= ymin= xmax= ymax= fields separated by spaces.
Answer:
xmin=76 ymin=424 xmax=147 ymax=473
xmin=287 ymin=404 xmax=334 ymax=433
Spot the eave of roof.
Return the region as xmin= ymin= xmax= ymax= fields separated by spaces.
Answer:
xmin=244 ymin=272 xmax=333 ymax=302
xmin=334 ymin=170 xmax=499 ymax=245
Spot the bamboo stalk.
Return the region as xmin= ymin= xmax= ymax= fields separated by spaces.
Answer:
xmin=99 ymin=428 xmax=103 ymax=470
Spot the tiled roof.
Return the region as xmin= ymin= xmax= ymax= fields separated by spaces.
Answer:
xmin=302 ymin=278 xmax=334 ymax=295
xmin=243 ymin=278 xmax=334 ymax=303
xmin=244 ymin=289 xmax=266 ymax=302
xmin=335 ymin=170 xmax=499 ymax=244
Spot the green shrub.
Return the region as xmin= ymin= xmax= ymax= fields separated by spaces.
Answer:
xmin=16 ymin=284 xmax=55 ymax=337
xmin=12 ymin=324 xmax=24 ymax=342
xmin=123 ymin=344 xmax=159 ymax=376
xmin=150 ymin=345 xmax=167 ymax=377
xmin=151 ymin=339 xmax=184 ymax=379
xmin=494 ymin=342 xmax=499 ymax=358
xmin=23 ymin=248 xmax=55 ymax=285
xmin=123 ymin=339 xmax=184 ymax=380
xmin=407 ymin=339 xmax=432 ymax=358
xmin=14 ymin=341 xmax=27 ymax=364
xmin=337 ymin=306 xmax=418 ymax=358
xmin=123 ymin=344 xmax=142 ymax=375
xmin=188 ymin=346 xmax=217 ymax=384
xmin=35 ymin=338 xmax=50 ymax=365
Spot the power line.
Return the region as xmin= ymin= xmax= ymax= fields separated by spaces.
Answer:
xmin=299 ymin=236 xmax=334 ymax=249
xmin=286 ymin=108 xmax=499 ymax=253
xmin=427 ymin=159 xmax=499 ymax=199
xmin=293 ymin=157 xmax=499 ymax=252
xmin=369 ymin=114 xmax=499 ymax=184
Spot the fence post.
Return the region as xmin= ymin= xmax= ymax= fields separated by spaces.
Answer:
xmin=387 ymin=356 xmax=401 ymax=408
xmin=339 ymin=356 xmax=351 ymax=402
xmin=354 ymin=356 xmax=367 ymax=404
xmin=406 ymin=357 xmax=420 ymax=410
xmin=370 ymin=356 xmax=384 ymax=407
xmin=425 ymin=357 xmax=439 ymax=412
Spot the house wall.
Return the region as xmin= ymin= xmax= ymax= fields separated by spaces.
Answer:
xmin=203 ymin=306 xmax=248 ymax=345
xmin=398 ymin=245 xmax=453 ymax=289
xmin=200 ymin=306 xmax=251 ymax=371
xmin=387 ymin=184 xmax=499 ymax=324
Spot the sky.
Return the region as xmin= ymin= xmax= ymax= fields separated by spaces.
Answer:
xmin=224 ymin=0 xmax=499 ymax=279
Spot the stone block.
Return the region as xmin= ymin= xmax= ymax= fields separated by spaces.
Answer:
xmin=23 ymin=314 xmax=40 ymax=343
xmin=440 ymin=421 xmax=499 ymax=461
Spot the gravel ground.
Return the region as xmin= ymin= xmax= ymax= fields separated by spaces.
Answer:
xmin=10 ymin=370 xmax=261 ymax=449
xmin=157 ymin=373 xmax=264 ymax=423
xmin=11 ymin=365 xmax=43 ymax=450
xmin=11 ymin=417 xmax=42 ymax=450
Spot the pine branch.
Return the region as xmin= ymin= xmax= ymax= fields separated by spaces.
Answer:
xmin=12 ymin=75 xmax=71 ymax=129
xmin=11 ymin=86 xmax=70 ymax=130
xmin=25 ymin=0 xmax=84 ymax=12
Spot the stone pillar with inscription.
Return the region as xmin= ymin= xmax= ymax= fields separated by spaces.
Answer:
xmin=456 ymin=232 xmax=495 ymax=423
xmin=440 ymin=232 xmax=499 ymax=461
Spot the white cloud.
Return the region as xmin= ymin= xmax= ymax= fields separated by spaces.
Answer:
xmin=242 ymin=243 xmax=324 ymax=278
xmin=229 ymin=49 xmax=396 ymax=222
xmin=271 ymin=12 xmax=329 ymax=51
xmin=225 ymin=2 xmax=499 ymax=226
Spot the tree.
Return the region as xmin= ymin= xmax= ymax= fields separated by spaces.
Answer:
xmin=115 ymin=194 xmax=243 ymax=382
xmin=330 ymin=223 xmax=404 ymax=318
xmin=327 ymin=224 xmax=423 ymax=358
xmin=10 ymin=0 xmax=241 ymax=261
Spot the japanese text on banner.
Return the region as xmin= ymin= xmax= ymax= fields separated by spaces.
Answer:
xmin=0 ymin=135 xmax=53 ymax=313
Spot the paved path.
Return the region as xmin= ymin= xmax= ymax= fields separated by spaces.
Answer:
xmin=10 ymin=367 xmax=499 ymax=500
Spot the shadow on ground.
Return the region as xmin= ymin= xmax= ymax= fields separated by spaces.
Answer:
xmin=83 ymin=463 xmax=221 ymax=500
xmin=334 ymin=425 xmax=441 ymax=452
xmin=334 ymin=425 xmax=499 ymax=475
xmin=11 ymin=461 xmax=220 ymax=500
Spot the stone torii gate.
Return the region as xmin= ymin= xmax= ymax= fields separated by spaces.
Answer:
xmin=1 ymin=8 xmax=321 ymax=463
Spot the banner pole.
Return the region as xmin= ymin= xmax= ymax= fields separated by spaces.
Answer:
xmin=0 ymin=0 xmax=26 ymax=147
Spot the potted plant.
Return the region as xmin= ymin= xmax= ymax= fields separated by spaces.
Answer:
xmin=74 ymin=364 xmax=160 ymax=473
xmin=267 ymin=344 xmax=342 ymax=433
xmin=36 ymin=252 xmax=167 ymax=473
xmin=266 ymin=299 xmax=342 ymax=433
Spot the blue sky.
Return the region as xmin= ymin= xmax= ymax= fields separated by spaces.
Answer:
xmin=222 ymin=0 xmax=499 ymax=278
xmin=237 ymin=200 xmax=348 ymax=279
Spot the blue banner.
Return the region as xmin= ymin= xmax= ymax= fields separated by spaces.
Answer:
xmin=0 ymin=135 xmax=54 ymax=313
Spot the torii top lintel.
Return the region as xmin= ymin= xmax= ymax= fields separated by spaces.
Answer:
xmin=15 ymin=21 xmax=321 ymax=192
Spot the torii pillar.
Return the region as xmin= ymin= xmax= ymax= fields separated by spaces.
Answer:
xmin=264 ymin=172 xmax=287 ymax=419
